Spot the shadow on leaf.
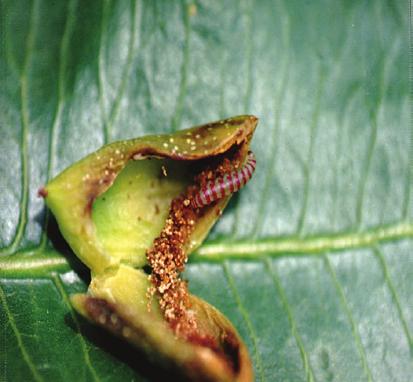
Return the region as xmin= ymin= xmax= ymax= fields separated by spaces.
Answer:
xmin=42 ymin=209 xmax=91 ymax=284
xmin=64 ymin=312 xmax=194 ymax=382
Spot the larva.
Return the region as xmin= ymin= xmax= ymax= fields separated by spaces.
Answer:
xmin=191 ymin=151 xmax=256 ymax=208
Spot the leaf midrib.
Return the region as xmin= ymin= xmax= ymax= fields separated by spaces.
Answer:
xmin=196 ymin=221 xmax=413 ymax=259
xmin=1 ymin=221 xmax=411 ymax=277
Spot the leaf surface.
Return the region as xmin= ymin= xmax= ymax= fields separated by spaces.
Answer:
xmin=1 ymin=0 xmax=411 ymax=381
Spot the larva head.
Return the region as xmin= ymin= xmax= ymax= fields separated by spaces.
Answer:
xmin=42 ymin=115 xmax=258 ymax=381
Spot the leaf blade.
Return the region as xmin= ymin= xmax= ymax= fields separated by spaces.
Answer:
xmin=1 ymin=0 xmax=411 ymax=381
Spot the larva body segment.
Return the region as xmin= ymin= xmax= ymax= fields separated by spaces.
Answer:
xmin=192 ymin=151 xmax=256 ymax=208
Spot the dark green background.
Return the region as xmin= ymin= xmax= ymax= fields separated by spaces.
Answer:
xmin=1 ymin=1 xmax=411 ymax=381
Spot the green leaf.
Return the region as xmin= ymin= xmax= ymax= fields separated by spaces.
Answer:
xmin=0 ymin=0 xmax=411 ymax=381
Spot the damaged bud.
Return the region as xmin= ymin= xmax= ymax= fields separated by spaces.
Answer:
xmin=42 ymin=115 xmax=258 ymax=381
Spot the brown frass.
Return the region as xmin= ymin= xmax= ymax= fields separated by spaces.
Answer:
xmin=146 ymin=150 xmax=242 ymax=339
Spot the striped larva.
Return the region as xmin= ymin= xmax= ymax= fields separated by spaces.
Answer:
xmin=191 ymin=151 xmax=256 ymax=208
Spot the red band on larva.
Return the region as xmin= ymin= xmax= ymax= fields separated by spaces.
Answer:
xmin=191 ymin=151 xmax=256 ymax=208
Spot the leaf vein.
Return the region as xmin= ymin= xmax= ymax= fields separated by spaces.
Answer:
xmin=171 ymin=0 xmax=190 ymax=132
xmin=331 ymin=86 xmax=361 ymax=229
xmin=223 ymin=262 xmax=266 ymax=382
xmin=98 ymin=0 xmax=110 ymax=143
xmin=324 ymin=256 xmax=373 ymax=382
xmin=51 ymin=274 xmax=100 ymax=382
xmin=194 ymin=222 xmax=413 ymax=261
xmin=0 ymin=284 xmax=43 ymax=381
xmin=102 ymin=0 xmax=141 ymax=143
xmin=296 ymin=69 xmax=325 ymax=235
xmin=264 ymin=258 xmax=315 ymax=382
xmin=373 ymin=246 xmax=413 ymax=350
xmin=355 ymin=71 xmax=384 ymax=229
xmin=39 ymin=0 xmax=78 ymax=251
xmin=2 ymin=222 xmax=412 ymax=276
xmin=232 ymin=0 xmax=254 ymax=236
xmin=252 ymin=10 xmax=291 ymax=237
xmin=3 ymin=1 xmax=20 ymax=78
xmin=406 ymin=3 xmax=413 ymax=219
xmin=0 ymin=0 xmax=39 ymax=255
xmin=402 ymin=113 xmax=413 ymax=219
